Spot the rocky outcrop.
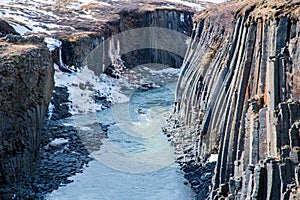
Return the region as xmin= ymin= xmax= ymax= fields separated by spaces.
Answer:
xmin=1 ymin=0 xmax=198 ymax=72
xmin=170 ymin=0 xmax=300 ymax=199
xmin=0 ymin=36 xmax=54 ymax=184
xmin=0 ymin=19 xmax=19 ymax=37
xmin=59 ymin=9 xmax=193 ymax=72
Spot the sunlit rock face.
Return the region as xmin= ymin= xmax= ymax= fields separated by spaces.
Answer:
xmin=171 ymin=0 xmax=300 ymax=199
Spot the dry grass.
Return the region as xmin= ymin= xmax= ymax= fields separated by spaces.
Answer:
xmin=0 ymin=42 xmax=38 ymax=58
xmin=80 ymin=3 xmax=102 ymax=10
xmin=195 ymin=0 xmax=300 ymax=23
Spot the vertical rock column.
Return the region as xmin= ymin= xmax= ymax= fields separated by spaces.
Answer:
xmin=171 ymin=1 xmax=300 ymax=199
xmin=0 ymin=37 xmax=54 ymax=183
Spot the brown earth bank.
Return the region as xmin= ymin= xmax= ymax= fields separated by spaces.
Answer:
xmin=167 ymin=0 xmax=300 ymax=199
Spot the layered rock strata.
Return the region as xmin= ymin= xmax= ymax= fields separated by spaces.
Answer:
xmin=170 ymin=0 xmax=300 ymax=199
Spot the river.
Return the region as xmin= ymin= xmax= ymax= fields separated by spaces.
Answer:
xmin=46 ymin=64 xmax=195 ymax=200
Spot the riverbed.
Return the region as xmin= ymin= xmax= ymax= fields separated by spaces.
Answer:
xmin=46 ymin=64 xmax=195 ymax=200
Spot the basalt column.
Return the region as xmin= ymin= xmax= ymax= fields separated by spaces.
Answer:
xmin=171 ymin=1 xmax=300 ymax=199
xmin=0 ymin=36 xmax=54 ymax=184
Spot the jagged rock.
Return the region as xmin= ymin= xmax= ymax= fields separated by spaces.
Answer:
xmin=50 ymin=86 xmax=72 ymax=120
xmin=61 ymin=9 xmax=194 ymax=73
xmin=1 ymin=0 xmax=299 ymax=199
xmin=0 ymin=1 xmax=199 ymax=197
xmin=0 ymin=19 xmax=19 ymax=37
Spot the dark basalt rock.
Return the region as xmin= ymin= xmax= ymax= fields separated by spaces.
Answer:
xmin=0 ymin=19 xmax=19 ymax=37
xmin=0 ymin=37 xmax=54 ymax=185
xmin=50 ymin=86 xmax=72 ymax=121
xmin=180 ymin=162 xmax=216 ymax=200
xmin=0 ymin=1 xmax=211 ymax=199
xmin=170 ymin=0 xmax=300 ymax=199
xmin=60 ymin=9 xmax=193 ymax=72
xmin=0 ymin=120 xmax=93 ymax=199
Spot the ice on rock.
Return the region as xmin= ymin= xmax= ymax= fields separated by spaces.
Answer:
xmin=44 ymin=37 xmax=62 ymax=52
xmin=48 ymin=138 xmax=69 ymax=148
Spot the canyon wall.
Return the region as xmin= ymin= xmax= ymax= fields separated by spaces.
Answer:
xmin=0 ymin=2 xmax=195 ymax=191
xmin=172 ymin=0 xmax=300 ymax=199
xmin=50 ymin=8 xmax=194 ymax=120
xmin=59 ymin=9 xmax=193 ymax=74
xmin=0 ymin=36 xmax=54 ymax=183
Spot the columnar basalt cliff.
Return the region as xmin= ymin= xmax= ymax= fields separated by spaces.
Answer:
xmin=3 ymin=0 xmax=300 ymax=199
xmin=59 ymin=9 xmax=193 ymax=72
xmin=0 ymin=36 xmax=54 ymax=183
xmin=171 ymin=0 xmax=300 ymax=199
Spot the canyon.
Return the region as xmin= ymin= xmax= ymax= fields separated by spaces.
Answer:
xmin=0 ymin=0 xmax=300 ymax=199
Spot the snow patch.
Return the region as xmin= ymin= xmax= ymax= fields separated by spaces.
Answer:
xmin=68 ymin=0 xmax=111 ymax=10
xmin=167 ymin=0 xmax=225 ymax=11
xmin=47 ymin=102 xmax=54 ymax=119
xmin=166 ymin=0 xmax=203 ymax=11
xmin=8 ymin=22 xmax=29 ymax=35
xmin=208 ymin=154 xmax=218 ymax=162
xmin=54 ymin=65 xmax=130 ymax=115
xmin=44 ymin=37 xmax=62 ymax=52
xmin=49 ymin=138 xmax=69 ymax=147
xmin=180 ymin=13 xmax=185 ymax=22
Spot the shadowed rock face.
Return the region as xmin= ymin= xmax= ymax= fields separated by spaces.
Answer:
xmin=0 ymin=36 xmax=54 ymax=184
xmin=59 ymin=9 xmax=194 ymax=71
xmin=170 ymin=0 xmax=300 ymax=199
xmin=0 ymin=19 xmax=19 ymax=37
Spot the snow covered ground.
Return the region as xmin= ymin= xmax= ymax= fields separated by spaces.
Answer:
xmin=167 ymin=0 xmax=225 ymax=11
xmin=0 ymin=0 xmax=225 ymax=36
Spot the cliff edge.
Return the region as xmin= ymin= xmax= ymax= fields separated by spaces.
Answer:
xmin=171 ymin=0 xmax=300 ymax=199
xmin=0 ymin=36 xmax=54 ymax=184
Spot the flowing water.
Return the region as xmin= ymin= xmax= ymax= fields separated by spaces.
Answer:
xmin=47 ymin=64 xmax=195 ymax=200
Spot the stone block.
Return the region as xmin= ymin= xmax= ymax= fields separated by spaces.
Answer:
xmin=289 ymin=126 xmax=300 ymax=148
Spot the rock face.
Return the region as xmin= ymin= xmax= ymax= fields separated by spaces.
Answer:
xmin=171 ymin=0 xmax=300 ymax=199
xmin=60 ymin=9 xmax=193 ymax=72
xmin=0 ymin=36 xmax=54 ymax=184
xmin=0 ymin=19 xmax=19 ymax=37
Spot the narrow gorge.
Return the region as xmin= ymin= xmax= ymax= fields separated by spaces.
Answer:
xmin=0 ymin=0 xmax=299 ymax=199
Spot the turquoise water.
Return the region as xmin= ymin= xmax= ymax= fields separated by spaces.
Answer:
xmin=47 ymin=65 xmax=195 ymax=200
